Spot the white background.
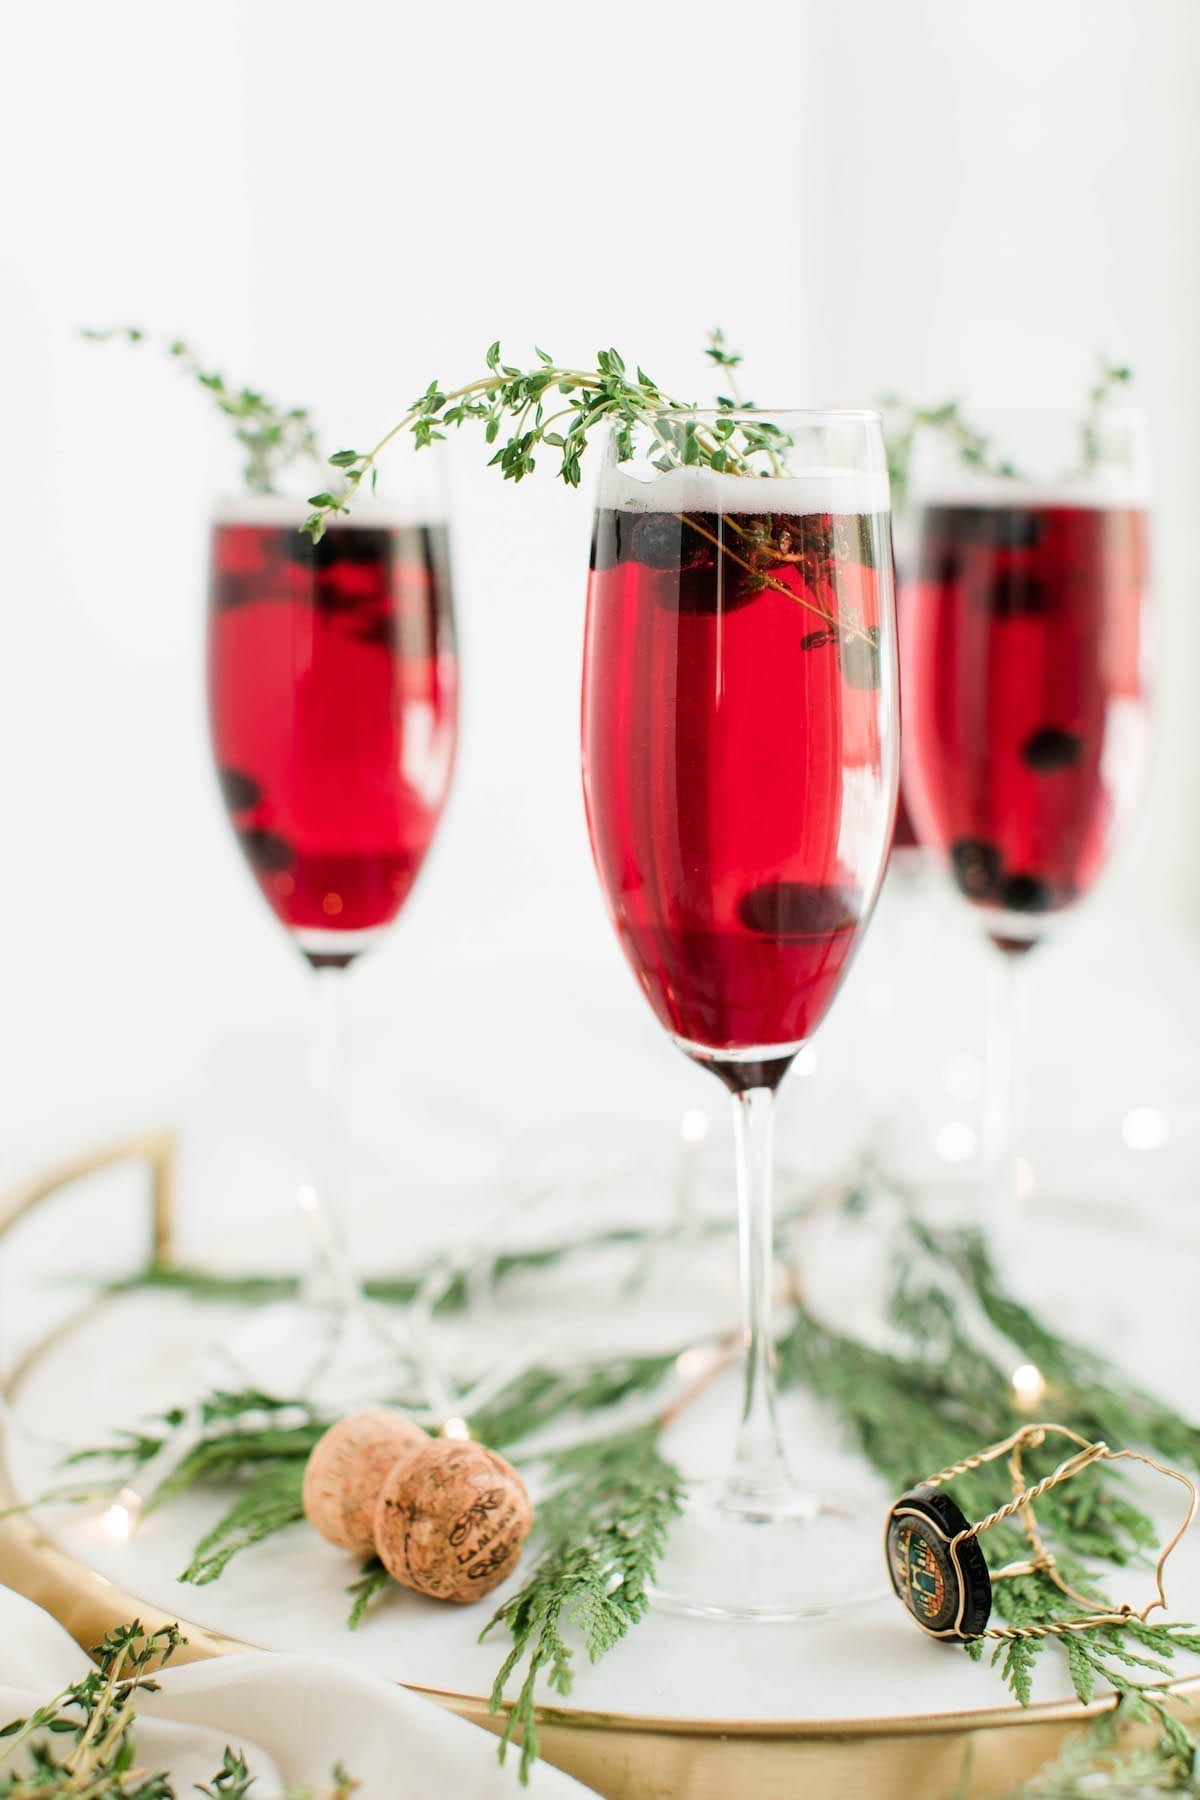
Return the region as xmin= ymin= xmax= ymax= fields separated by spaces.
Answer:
xmin=1 ymin=0 xmax=1198 ymax=1226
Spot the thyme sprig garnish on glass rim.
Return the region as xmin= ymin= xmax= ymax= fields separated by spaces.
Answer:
xmin=881 ymin=357 xmax=1136 ymax=516
xmin=82 ymin=327 xmax=323 ymax=496
xmin=302 ymin=338 xmax=796 ymax=542
xmin=303 ymin=337 xmax=879 ymax=644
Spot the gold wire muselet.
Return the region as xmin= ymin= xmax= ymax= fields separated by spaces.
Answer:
xmin=885 ymin=1423 xmax=1199 ymax=1644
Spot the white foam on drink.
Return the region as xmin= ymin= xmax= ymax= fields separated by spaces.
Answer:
xmin=212 ymin=493 xmax=447 ymax=528
xmin=599 ymin=464 xmax=890 ymax=516
xmin=916 ymin=471 xmax=1150 ymax=510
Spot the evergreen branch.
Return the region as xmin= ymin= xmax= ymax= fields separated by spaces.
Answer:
xmin=480 ymin=1425 xmax=685 ymax=1784
xmin=107 ymin=1220 xmax=694 ymax=1318
xmin=179 ymin=1461 xmax=307 ymax=1586
xmin=994 ymin=1688 xmax=1200 ymax=1796
xmin=470 ymin=1348 xmax=681 ymax=1452
xmin=345 ymin=1561 xmax=390 ymax=1631
xmin=82 ymin=328 xmax=322 ymax=496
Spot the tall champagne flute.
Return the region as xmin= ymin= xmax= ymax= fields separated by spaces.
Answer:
xmin=901 ymin=414 xmax=1152 ymax=1234
xmin=207 ymin=489 xmax=457 ymax=1381
xmin=582 ymin=412 xmax=898 ymax=1618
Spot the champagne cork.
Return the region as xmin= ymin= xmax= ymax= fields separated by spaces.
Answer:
xmin=374 ymin=1440 xmax=533 ymax=1602
xmin=303 ymin=1409 xmax=427 ymax=1556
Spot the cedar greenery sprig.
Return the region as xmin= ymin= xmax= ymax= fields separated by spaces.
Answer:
xmin=994 ymin=1690 xmax=1200 ymax=1795
xmin=105 ymin=1216 xmax=716 ymax=1319
xmin=481 ymin=1425 xmax=685 ymax=1783
xmin=82 ymin=328 xmax=322 ymax=496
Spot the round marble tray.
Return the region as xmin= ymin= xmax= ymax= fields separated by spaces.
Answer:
xmin=1 ymin=1135 xmax=1198 ymax=1800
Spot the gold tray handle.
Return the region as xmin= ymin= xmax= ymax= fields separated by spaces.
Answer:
xmin=0 ymin=1130 xmax=176 ymax=1266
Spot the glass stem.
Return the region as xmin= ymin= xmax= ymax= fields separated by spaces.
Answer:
xmin=301 ymin=965 xmax=359 ymax=1315
xmin=981 ymin=947 xmax=1025 ymax=1240
xmin=724 ymin=1085 xmax=793 ymax=1509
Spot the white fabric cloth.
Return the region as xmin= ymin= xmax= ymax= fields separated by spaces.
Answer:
xmin=0 ymin=1584 xmax=595 ymax=1798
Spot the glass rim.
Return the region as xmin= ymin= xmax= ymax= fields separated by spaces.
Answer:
xmin=637 ymin=406 xmax=883 ymax=426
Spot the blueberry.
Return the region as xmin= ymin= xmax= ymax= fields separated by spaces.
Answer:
xmin=934 ymin=507 xmax=1043 ymax=551
xmin=217 ymin=767 xmax=262 ymax=812
xmin=629 ymin=512 xmax=713 ymax=572
xmin=1022 ymin=726 xmax=1084 ymax=771
xmin=238 ymin=827 xmax=295 ymax=874
xmin=737 ymin=882 xmax=861 ymax=938
xmin=309 ymin=526 xmax=393 ymax=568
xmin=1002 ymin=872 xmax=1054 ymax=913
xmin=984 ymin=573 xmax=1048 ymax=619
xmin=350 ymin=615 xmax=396 ymax=648
xmin=949 ymin=839 xmax=1003 ymax=901
xmin=991 ymin=508 xmax=1043 ymax=552
xmin=209 ymin=578 xmax=260 ymax=612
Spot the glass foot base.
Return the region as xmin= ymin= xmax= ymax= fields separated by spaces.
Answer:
xmin=649 ymin=1484 xmax=886 ymax=1622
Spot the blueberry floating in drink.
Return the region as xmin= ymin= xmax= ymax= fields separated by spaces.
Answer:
xmin=1022 ymin=726 xmax=1084 ymax=771
xmin=1002 ymin=872 xmax=1054 ymax=913
xmin=736 ymin=882 xmax=862 ymax=939
xmin=238 ymin=826 xmax=296 ymax=874
xmin=217 ymin=766 xmax=262 ymax=813
xmin=949 ymin=838 xmax=1003 ymax=901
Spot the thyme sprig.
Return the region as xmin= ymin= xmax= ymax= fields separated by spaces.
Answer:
xmin=882 ymin=355 xmax=1136 ymax=515
xmin=82 ymin=328 xmax=321 ymax=495
xmin=302 ymin=340 xmax=793 ymax=543
xmin=1079 ymin=360 xmax=1134 ymax=474
xmin=880 ymin=396 xmax=1018 ymax=516
xmin=0 ymin=1619 xmax=354 ymax=1799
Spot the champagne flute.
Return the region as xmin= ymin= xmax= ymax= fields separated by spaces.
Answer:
xmin=582 ymin=411 xmax=898 ymax=1618
xmin=207 ymin=486 xmax=457 ymax=1393
xmin=901 ymin=410 xmax=1152 ymax=1242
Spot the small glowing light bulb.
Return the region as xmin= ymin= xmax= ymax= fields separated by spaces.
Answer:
xmin=100 ymin=1485 xmax=143 ymax=1541
xmin=1011 ymin=1363 xmax=1046 ymax=1409
xmin=441 ymin=1416 xmax=471 ymax=1441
